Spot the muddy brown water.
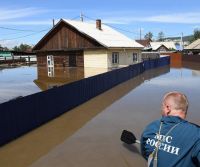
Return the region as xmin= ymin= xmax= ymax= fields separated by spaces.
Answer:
xmin=0 ymin=62 xmax=200 ymax=167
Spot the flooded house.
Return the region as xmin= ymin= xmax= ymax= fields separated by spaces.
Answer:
xmin=33 ymin=19 xmax=143 ymax=69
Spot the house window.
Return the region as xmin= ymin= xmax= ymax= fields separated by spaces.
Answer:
xmin=47 ymin=55 xmax=54 ymax=66
xmin=47 ymin=55 xmax=54 ymax=77
xmin=112 ymin=52 xmax=119 ymax=64
xmin=133 ymin=53 xmax=138 ymax=62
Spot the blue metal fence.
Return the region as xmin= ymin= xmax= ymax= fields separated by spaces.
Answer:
xmin=0 ymin=56 xmax=170 ymax=146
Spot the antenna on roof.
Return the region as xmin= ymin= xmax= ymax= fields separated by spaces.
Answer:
xmin=80 ymin=12 xmax=83 ymax=22
xmin=53 ymin=19 xmax=55 ymax=27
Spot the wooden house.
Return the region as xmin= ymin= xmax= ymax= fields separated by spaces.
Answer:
xmin=33 ymin=19 xmax=143 ymax=68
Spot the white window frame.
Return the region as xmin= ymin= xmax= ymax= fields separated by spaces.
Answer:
xmin=47 ymin=55 xmax=54 ymax=67
xmin=47 ymin=55 xmax=54 ymax=77
xmin=133 ymin=53 xmax=138 ymax=62
xmin=112 ymin=52 xmax=119 ymax=64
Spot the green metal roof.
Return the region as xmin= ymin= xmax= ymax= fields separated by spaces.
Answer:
xmin=0 ymin=51 xmax=12 ymax=57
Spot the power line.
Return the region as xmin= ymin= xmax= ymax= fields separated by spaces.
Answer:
xmin=83 ymin=14 xmax=140 ymax=35
xmin=83 ymin=14 xmax=186 ymax=39
xmin=0 ymin=29 xmax=49 ymax=41
xmin=71 ymin=15 xmax=81 ymax=20
xmin=0 ymin=31 xmax=28 ymax=36
xmin=0 ymin=26 xmax=41 ymax=32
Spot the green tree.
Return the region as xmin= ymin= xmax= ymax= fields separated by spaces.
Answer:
xmin=144 ymin=32 xmax=153 ymax=40
xmin=13 ymin=43 xmax=32 ymax=52
xmin=157 ymin=31 xmax=165 ymax=41
xmin=189 ymin=29 xmax=200 ymax=43
xmin=193 ymin=29 xmax=200 ymax=40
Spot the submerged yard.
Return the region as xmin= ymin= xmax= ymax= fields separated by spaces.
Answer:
xmin=0 ymin=60 xmax=199 ymax=167
xmin=0 ymin=65 xmax=109 ymax=104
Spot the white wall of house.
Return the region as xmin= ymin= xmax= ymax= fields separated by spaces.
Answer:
xmin=84 ymin=49 xmax=142 ymax=68
xmin=84 ymin=50 xmax=108 ymax=68
xmin=107 ymin=49 xmax=142 ymax=68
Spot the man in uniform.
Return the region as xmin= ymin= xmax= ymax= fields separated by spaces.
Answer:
xmin=141 ymin=91 xmax=200 ymax=167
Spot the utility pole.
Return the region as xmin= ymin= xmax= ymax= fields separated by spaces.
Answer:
xmin=140 ymin=28 xmax=142 ymax=40
xmin=80 ymin=12 xmax=83 ymax=22
xmin=181 ymin=32 xmax=184 ymax=50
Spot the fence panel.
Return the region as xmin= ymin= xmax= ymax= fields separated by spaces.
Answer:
xmin=0 ymin=57 xmax=170 ymax=146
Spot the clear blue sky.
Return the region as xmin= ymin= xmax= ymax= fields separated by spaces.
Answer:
xmin=1 ymin=0 xmax=200 ymax=48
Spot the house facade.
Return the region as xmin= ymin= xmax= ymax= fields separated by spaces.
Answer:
xmin=33 ymin=19 xmax=143 ymax=69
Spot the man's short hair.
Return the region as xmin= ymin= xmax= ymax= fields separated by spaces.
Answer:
xmin=163 ymin=91 xmax=189 ymax=112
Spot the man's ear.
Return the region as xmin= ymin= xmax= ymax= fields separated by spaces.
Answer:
xmin=165 ymin=105 xmax=171 ymax=115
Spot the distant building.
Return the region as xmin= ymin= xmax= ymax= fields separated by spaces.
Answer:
xmin=150 ymin=42 xmax=177 ymax=52
xmin=136 ymin=40 xmax=181 ymax=52
xmin=0 ymin=46 xmax=9 ymax=51
xmin=164 ymin=36 xmax=191 ymax=48
xmin=184 ymin=39 xmax=200 ymax=54
xmin=33 ymin=19 xmax=143 ymax=69
xmin=0 ymin=51 xmax=12 ymax=60
xmin=0 ymin=47 xmax=4 ymax=51
xmin=136 ymin=39 xmax=152 ymax=50
xmin=150 ymin=43 xmax=169 ymax=52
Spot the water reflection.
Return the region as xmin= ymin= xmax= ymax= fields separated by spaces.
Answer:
xmin=0 ymin=65 xmax=111 ymax=103
xmin=0 ymin=65 xmax=40 ymax=103
xmin=182 ymin=61 xmax=200 ymax=71
xmin=34 ymin=67 xmax=110 ymax=91
xmin=192 ymin=70 xmax=200 ymax=76
xmin=0 ymin=66 xmax=169 ymax=167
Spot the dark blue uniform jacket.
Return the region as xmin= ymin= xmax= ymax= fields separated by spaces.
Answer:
xmin=141 ymin=116 xmax=200 ymax=167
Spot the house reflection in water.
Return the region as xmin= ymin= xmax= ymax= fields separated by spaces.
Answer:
xmin=34 ymin=66 xmax=110 ymax=91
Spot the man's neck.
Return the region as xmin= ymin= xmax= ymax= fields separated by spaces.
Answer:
xmin=168 ymin=110 xmax=186 ymax=119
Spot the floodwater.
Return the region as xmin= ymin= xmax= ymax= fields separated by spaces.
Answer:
xmin=0 ymin=65 xmax=110 ymax=103
xmin=0 ymin=65 xmax=40 ymax=103
xmin=0 ymin=60 xmax=200 ymax=167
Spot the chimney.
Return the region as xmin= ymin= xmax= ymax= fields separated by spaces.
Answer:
xmin=96 ymin=19 xmax=102 ymax=30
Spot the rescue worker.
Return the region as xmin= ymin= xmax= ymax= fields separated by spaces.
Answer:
xmin=141 ymin=91 xmax=200 ymax=167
